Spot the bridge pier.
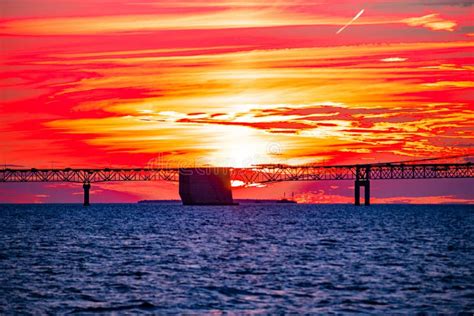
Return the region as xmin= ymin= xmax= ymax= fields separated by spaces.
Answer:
xmin=355 ymin=166 xmax=371 ymax=206
xmin=355 ymin=180 xmax=360 ymax=205
xmin=83 ymin=182 xmax=91 ymax=206
xmin=365 ymin=180 xmax=370 ymax=206
xmin=354 ymin=180 xmax=370 ymax=206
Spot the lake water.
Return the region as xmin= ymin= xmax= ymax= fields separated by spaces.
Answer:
xmin=0 ymin=204 xmax=473 ymax=314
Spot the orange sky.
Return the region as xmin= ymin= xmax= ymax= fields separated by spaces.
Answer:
xmin=1 ymin=0 xmax=473 ymax=203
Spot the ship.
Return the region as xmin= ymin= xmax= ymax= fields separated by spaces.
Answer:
xmin=276 ymin=192 xmax=297 ymax=204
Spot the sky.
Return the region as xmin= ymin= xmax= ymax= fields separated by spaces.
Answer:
xmin=1 ymin=0 xmax=473 ymax=203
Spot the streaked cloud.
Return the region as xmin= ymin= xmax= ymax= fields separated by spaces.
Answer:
xmin=0 ymin=11 xmax=380 ymax=36
xmin=380 ymin=57 xmax=407 ymax=62
xmin=423 ymin=81 xmax=474 ymax=88
xmin=402 ymin=13 xmax=457 ymax=31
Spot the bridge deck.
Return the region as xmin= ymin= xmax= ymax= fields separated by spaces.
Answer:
xmin=1 ymin=163 xmax=472 ymax=184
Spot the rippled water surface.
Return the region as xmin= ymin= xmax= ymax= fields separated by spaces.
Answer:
xmin=0 ymin=204 xmax=473 ymax=314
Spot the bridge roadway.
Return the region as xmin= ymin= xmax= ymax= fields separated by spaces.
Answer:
xmin=1 ymin=162 xmax=473 ymax=206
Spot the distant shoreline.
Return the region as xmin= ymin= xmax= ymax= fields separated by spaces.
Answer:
xmin=137 ymin=199 xmax=298 ymax=204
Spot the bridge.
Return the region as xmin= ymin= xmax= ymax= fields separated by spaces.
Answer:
xmin=1 ymin=161 xmax=473 ymax=206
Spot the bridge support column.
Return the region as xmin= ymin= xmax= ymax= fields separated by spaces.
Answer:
xmin=364 ymin=180 xmax=370 ymax=206
xmin=355 ymin=181 xmax=361 ymax=206
xmin=355 ymin=165 xmax=371 ymax=206
xmin=83 ymin=182 xmax=91 ymax=207
xmin=354 ymin=180 xmax=370 ymax=206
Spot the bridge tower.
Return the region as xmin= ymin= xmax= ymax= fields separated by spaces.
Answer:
xmin=355 ymin=165 xmax=370 ymax=206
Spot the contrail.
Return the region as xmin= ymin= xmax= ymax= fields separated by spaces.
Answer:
xmin=336 ymin=9 xmax=365 ymax=34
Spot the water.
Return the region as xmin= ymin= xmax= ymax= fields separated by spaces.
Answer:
xmin=0 ymin=204 xmax=472 ymax=314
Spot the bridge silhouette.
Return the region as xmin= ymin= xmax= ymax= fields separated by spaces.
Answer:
xmin=1 ymin=159 xmax=473 ymax=206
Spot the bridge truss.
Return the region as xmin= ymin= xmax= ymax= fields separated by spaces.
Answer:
xmin=1 ymin=163 xmax=472 ymax=183
xmin=1 ymin=162 xmax=472 ymax=205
